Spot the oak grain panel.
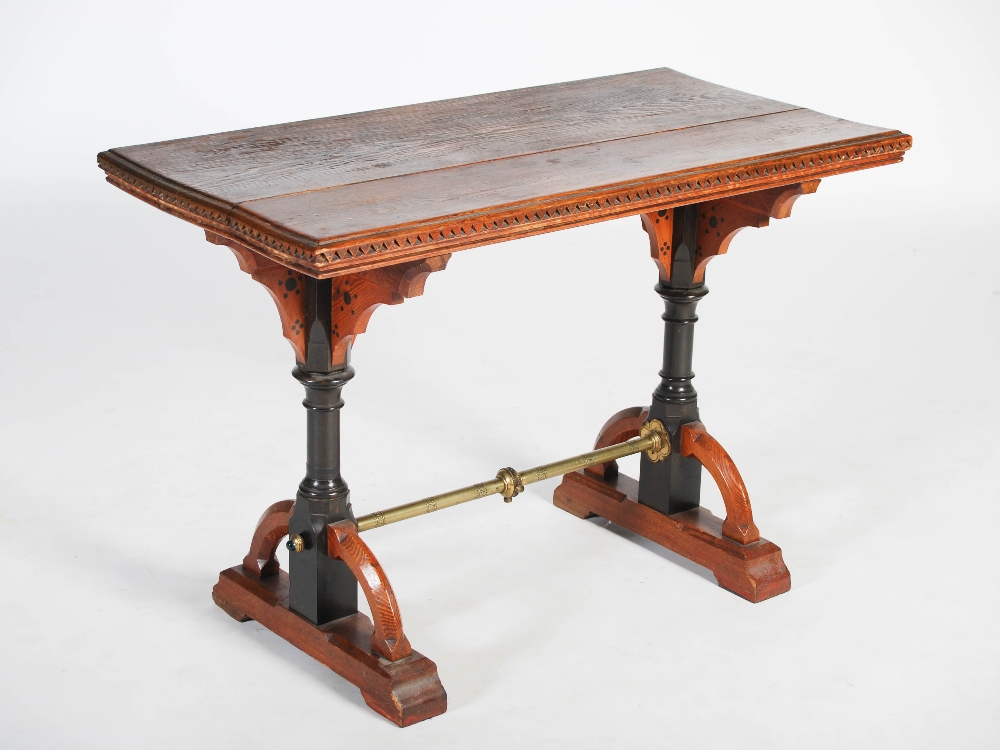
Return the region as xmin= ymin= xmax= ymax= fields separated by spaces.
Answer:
xmin=112 ymin=68 xmax=797 ymax=203
xmin=235 ymin=109 xmax=894 ymax=244
xmin=98 ymin=67 xmax=911 ymax=275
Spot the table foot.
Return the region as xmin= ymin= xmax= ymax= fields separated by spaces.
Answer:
xmin=212 ymin=567 xmax=447 ymax=726
xmin=213 ymin=499 xmax=446 ymax=726
xmin=553 ymin=470 xmax=790 ymax=602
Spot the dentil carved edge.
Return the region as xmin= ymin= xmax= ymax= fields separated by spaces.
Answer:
xmin=99 ymin=135 xmax=908 ymax=277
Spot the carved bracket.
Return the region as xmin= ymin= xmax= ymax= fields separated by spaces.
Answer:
xmin=691 ymin=201 xmax=770 ymax=283
xmin=640 ymin=209 xmax=675 ymax=281
xmin=680 ymin=422 xmax=760 ymax=544
xmin=208 ymin=231 xmax=448 ymax=368
xmin=641 ymin=181 xmax=820 ymax=282
xmin=329 ymin=255 xmax=450 ymax=367
xmin=208 ymin=232 xmax=309 ymax=360
xmin=328 ymin=520 xmax=413 ymax=662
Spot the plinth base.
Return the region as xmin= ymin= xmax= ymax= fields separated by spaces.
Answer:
xmin=212 ymin=566 xmax=447 ymax=726
xmin=553 ymin=470 xmax=790 ymax=602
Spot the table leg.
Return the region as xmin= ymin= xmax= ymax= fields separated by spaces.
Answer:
xmin=554 ymin=197 xmax=809 ymax=602
xmin=209 ymin=270 xmax=447 ymax=725
xmin=287 ymin=356 xmax=358 ymax=625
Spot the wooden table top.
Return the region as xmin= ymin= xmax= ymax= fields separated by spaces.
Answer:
xmin=99 ymin=68 xmax=911 ymax=278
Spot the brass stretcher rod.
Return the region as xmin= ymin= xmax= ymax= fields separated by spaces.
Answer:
xmin=355 ymin=420 xmax=670 ymax=532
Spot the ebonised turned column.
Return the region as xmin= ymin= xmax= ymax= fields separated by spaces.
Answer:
xmin=287 ymin=278 xmax=359 ymax=624
xmin=638 ymin=204 xmax=705 ymax=516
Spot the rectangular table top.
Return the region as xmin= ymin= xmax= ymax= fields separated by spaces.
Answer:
xmin=99 ymin=68 xmax=911 ymax=278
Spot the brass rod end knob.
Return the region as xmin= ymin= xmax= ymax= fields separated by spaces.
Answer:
xmin=286 ymin=534 xmax=306 ymax=553
xmin=640 ymin=419 xmax=671 ymax=462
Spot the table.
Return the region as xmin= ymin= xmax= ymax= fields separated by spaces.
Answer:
xmin=98 ymin=67 xmax=911 ymax=726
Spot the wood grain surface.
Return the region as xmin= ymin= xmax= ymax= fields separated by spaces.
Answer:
xmin=584 ymin=406 xmax=650 ymax=480
xmin=553 ymin=471 xmax=790 ymax=603
xmin=680 ymin=423 xmax=760 ymax=545
xmin=241 ymin=499 xmax=295 ymax=579
xmin=212 ymin=567 xmax=447 ymax=726
xmin=98 ymin=68 xmax=911 ymax=277
xmin=213 ymin=225 xmax=449 ymax=364
xmin=327 ymin=520 xmax=413 ymax=662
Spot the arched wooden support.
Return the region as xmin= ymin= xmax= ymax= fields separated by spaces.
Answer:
xmin=327 ymin=520 xmax=413 ymax=662
xmin=213 ymin=508 xmax=445 ymax=724
xmin=207 ymin=231 xmax=449 ymax=368
xmin=584 ymin=406 xmax=649 ymax=480
xmin=679 ymin=423 xmax=760 ymax=545
xmin=579 ymin=411 xmax=761 ymax=545
xmin=241 ymin=499 xmax=295 ymax=579
xmin=554 ymin=407 xmax=789 ymax=602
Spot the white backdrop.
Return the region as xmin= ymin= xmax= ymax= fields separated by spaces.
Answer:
xmin=1 ymin=1 xmax=998 ymax=747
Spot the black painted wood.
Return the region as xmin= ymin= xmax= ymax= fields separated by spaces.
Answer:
xmin=287 ymin=277 xmax=358 ymax=625
xmin=638 ymin=204 xmax=704 ymax=516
